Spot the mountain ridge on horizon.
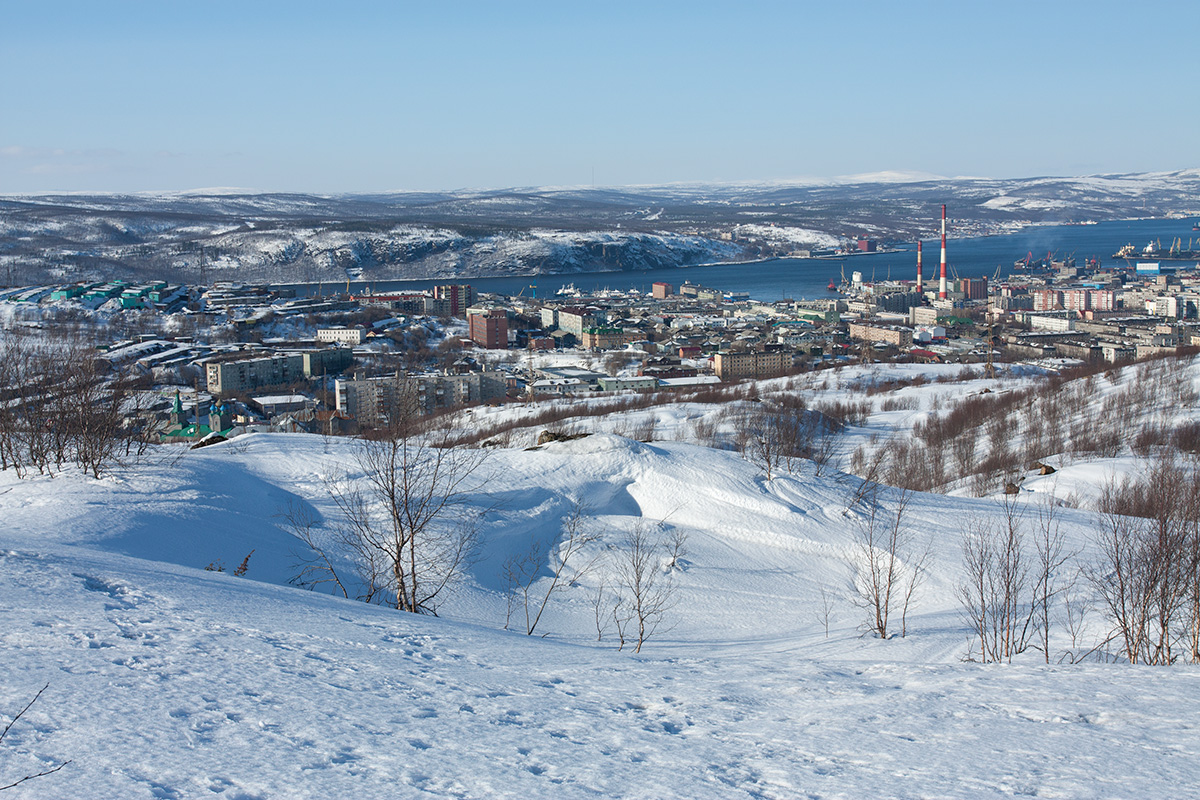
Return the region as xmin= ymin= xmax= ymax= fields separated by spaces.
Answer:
xmin=2 ymin=168 xmax=1198 ymax=285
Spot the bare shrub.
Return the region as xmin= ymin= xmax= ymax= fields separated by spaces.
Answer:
xmin=814 ymin=399 xmax=871 ymax=428
xmin=283 ymin=501 xmax=350 ymax=599
xmin=1173 ymin=422 xmax=1200 ymax=456
xmin=878 ymin=395 xmax=919 ymax=412
xmin=1133 ymin=422 xmax=1169 ymax=458
xmin=631 ymin=413 xmax=658 ymax=442
xmin=1 ymin=684 xmax=70 ymax=792
xmin=1087 ymin=457 xmax=1200 ymax=664
xmin=689 ymin=415 xmax=719 ymax=448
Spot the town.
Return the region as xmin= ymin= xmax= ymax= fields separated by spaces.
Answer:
xmin=3 ymin=216 xmax=1198 ymax=447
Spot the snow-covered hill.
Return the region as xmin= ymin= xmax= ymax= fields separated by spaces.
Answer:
xmin=3 ymin=169 xmax=1198 ymax=285
xmin=4 ymin=420 xmax=1200 ymax=797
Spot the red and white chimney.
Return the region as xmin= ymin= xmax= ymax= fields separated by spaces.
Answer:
xmin=916 ymin=240 xmax=924 ymax=293
xmin=938 ymin=204 xmax=948 ymax=299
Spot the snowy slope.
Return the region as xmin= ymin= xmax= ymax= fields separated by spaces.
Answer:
xmin=4 ymin=426 xmax=1200 ymax=798
xmin=6 ymin=540 xmax=1200 ymax=799
xmin=0 ymin=431 xmax=1070 ymax=651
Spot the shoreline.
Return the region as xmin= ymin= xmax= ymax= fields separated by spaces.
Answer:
xmin=269 ymin=216 xmax=1190 ymax=292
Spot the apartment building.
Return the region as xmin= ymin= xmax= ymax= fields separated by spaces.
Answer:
xmin=205 ymin=348 xmax=353 ymax=394
xmin=335 ymin=371 xmax=506 ymax=426
xmin=713 ymin=350 xmax=789 ymax=380
xmin=467 ymin=308 xmax=509 ymax=349
xmin=847 ymin=322 xmax=915 ymax=348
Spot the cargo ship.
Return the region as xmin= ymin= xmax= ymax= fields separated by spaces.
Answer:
xmin=1114 ymin=240 xmax=1200 ymax=261
xmin=1013 ymin=251 xmax=1072 ymax=272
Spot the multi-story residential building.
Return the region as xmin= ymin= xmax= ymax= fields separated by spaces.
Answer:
xmin=1089 ymin=290 xmax=1117 ymax=312
xmin=597 ymin=376 xmax=658 ymax=392
xmin=556 ymin=306 xmax=599 ymax=338
xmin=432 ymin=284 xmax=476 ymax=317
xmin=467 ymin=308 xmax=508 ymax=349
xmin=351 ymin=292 xmax=429 ymax=314
xmin=1028 ymin=314 xmax=1076 ymax=332
xmin=874 ymin=291 xmax=924 ymax=313
xmin=334 ymin=371 xmax=506 ymax=426
xmin=1032 ymin=290 xmax=1062 ymax=312
xmin=580 ymin=327 xmax=635 ymax=350
xmin=960 ymin=277 xmax=988 ymax=301
xmin=300 ymin=348 xmax=353 ymax=377
xmin=713 ymin=350 xmax=789 ymax=380
xmin=911 ymin=306 xmax=940 ymax=326
xmin=1060 ymin=290 xmax=1088 ymax=312
xmin=205 ymin=348 xmax=353 ymax=394
xmin=847 ymin=322 xmax=915 ymax=348
xmin=678 ymin=283 xmax=724 ymax=302
xmin=206 ymin=354 xmax=304 ymax=395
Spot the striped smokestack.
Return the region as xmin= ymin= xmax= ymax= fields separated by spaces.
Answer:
xmin=916 ymin=240 xmax=924 ymax=293
xmin=938 ymin=204 xmax=948 ymax=299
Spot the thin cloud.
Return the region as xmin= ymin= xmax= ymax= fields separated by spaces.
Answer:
xmin=1 ymin=145 xmax=123 ymax=159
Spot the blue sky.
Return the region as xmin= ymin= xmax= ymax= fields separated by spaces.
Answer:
xmin=0 ymin=1 xmax=1192 ymax=193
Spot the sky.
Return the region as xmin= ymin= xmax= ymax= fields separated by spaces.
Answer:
xmin=0 ymin=1 xmax=1194 ymax=194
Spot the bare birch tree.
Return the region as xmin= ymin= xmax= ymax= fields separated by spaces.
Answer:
xmin=956 ymin=496 xmax=1034 ymax=663
xmin=296 ymin=399 xmax=491 ymax=614
xmin=504 ymin=501 xmax=603 ymax=636
xmin=1032 ymin=498 xmax=1074 ymax=663
xmin=340 ymin=413 xmax=490 ymax=614
xmin=611 ymin=519 xmax=684 ymax=653
xmin=744 ymin=408 xmax=783 ymax=481
xmin=849 ymin=489 xmax=928 ymax=639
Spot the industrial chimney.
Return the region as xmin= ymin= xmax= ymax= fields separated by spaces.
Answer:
xmin=916 ymin=240 xmax=924 ymax=293
xmin=938 ymin=204 xmax=948 ymax=299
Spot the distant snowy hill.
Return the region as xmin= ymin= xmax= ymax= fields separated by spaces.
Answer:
xmin=2 ymin=169 xmax=1198 ymax=285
